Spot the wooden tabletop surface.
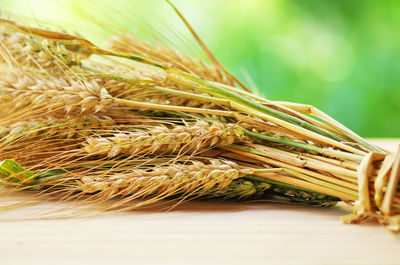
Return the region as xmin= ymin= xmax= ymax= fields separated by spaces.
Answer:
xmin=1 ymin=139 xmax=399 ymax=265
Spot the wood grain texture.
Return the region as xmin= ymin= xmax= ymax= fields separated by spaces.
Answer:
xmin=0 ymin=139 xmax=399 ymax=265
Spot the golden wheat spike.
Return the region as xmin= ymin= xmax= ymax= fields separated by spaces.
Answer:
xmin=0 ymin=65 xmax=113 ymax=113
xmin=83 ymin=121 xmax=244 ymax=157
xmin=75 ymin=159 xmax=243 ymax=199
xmin=0 ymin=25 xmax=80 ymax=74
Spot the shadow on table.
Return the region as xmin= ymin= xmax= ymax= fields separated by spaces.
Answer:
xmin=0 ymin=191 xmax=353 ymax=222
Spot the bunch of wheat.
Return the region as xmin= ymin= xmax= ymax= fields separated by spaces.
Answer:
xmin=0 ymin=3 xmax=399 ymax=230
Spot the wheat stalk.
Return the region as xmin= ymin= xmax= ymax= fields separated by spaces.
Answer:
xmin=107 ymin=35 xmax=235 ymax=86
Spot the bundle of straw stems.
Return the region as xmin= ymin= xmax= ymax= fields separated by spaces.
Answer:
xmin=0 ymin=6 xmax=399 ymax=230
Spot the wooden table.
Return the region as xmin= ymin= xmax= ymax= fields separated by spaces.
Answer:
xmin=1 ymin=139 xmax=399 ymax=265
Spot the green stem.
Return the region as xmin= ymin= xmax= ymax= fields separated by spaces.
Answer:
xmin=168 ymin=69 xmax=346 ymax=143
xmin=252 ymin=168 xmax=284 ymax=174
xmin=243 ymin=129 xmax=363 ymax=162
xmin=114 ymin=98 xmax=234 ymax=117
xmin=80 ymin=70 xmax=231 ymax=106
xmin=244 ymin=174 xmax=339 ymax=200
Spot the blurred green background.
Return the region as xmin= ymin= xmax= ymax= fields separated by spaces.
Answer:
xmin=2 ymin=0 xmax=399 ymax=137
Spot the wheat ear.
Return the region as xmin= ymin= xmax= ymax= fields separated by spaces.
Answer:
xmin=83 ymin=121 xmax=244 ymax=157
xmin=0 ymin=115 xmax=115 ymax=141
xmin=0 ymin=66 xmax=113 ymax=113
xmin=72 ymin=159 xmax=244 ymax=208
xmin=0 ymin=26 xmax=80 ymax=73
